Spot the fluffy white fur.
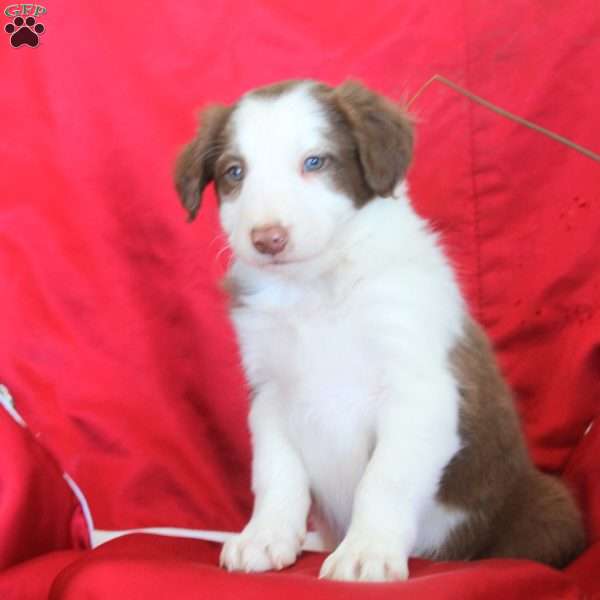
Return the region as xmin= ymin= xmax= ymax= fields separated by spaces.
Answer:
xmin=218 ymin=84 xmax=467 ymax=581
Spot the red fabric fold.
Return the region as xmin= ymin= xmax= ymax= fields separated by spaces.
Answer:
xmin=49 ymin=536 xmax=586 ymax=600
xmin=0 ymin=411 xmax=85 ymax=571
xmin=0 ymin=552 xmax=81 ymax=600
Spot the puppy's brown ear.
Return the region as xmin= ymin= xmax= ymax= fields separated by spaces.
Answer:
xmin=174 ymin=104 xmax=232 ymax=221
xmin=333 ymin=81 xmax=413 ymax=198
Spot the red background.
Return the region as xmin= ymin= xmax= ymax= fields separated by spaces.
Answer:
xmin=0 ymin=1 xmax=599 ymax=598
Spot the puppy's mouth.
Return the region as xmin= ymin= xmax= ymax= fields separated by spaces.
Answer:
xmin=269 ymin=255 xmax=295 ymax=266
xmin=259 ymin=248 xmax=328 ymax=269
xmin=231 ymin=239 xmax=333 ymax=269
xmin=243 ymin=238 xmax=339 ymax=269
xmin=240 ymin=251 xmax=311 ymax=269
xmin=258 ymin=255 xmax=297 ymax=268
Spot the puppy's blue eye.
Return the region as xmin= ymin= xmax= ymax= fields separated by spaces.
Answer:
xmin=226 ymin=165 xmax=244 ymax=181
xmin=304 ymin=155 xmax=326 ymax=172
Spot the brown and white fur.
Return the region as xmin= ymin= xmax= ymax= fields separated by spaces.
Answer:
xmin=174 ymin=80 xmax=585 ymax=581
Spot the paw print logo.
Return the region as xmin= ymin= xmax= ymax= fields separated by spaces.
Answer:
xmin=4 ymin=15 xmax=45 ymax=48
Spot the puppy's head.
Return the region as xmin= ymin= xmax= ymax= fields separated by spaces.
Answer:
xmin=175 ymin=80 xmax=413 ymax=267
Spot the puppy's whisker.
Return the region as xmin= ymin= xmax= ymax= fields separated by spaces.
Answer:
xmin=214 ymin=244 xmax=231 ymax=264
xmin=208 ymin=232 xmax=229 ymax=252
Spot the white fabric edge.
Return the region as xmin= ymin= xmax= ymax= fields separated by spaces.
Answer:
xmin=63 ymin=472 xmax=96 ymax=544
xmin=0 ymin=384 xmax=26 ymax=427
xmin=92 ymin=528 xmax=328 ymax=552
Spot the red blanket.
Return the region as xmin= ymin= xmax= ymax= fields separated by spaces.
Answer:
xmin=1 ymin=2 xmax=598 ymax=598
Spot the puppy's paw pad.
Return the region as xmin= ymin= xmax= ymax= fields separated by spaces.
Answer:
xmin=319 ymin=538 xmax=408 ymax=582
xmin=220 ymin=529 xmax=302 ymax=573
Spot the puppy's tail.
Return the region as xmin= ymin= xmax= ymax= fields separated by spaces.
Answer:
xmin=481 ymin=470 xmax=586 ymax=567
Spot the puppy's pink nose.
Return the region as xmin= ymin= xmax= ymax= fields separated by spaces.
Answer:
xmin=251 ymin=224 xmax=289 ymax=255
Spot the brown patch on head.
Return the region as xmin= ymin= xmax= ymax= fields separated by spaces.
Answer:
xmin=435 ymin=318 xmax=585 ymax=567
xmin=313 ymin=80 xmax=414 ymax=206
xmin=249 ymin=79 xmax=307 ymax=99
xmin=174 ymin=103 xmax=233 ymax=221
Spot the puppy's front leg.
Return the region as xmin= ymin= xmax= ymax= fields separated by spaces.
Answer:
xmin=320 ymin=377 xmax=459 ymax=582
xmin=220 ymin=387 xmax=310 ymax=572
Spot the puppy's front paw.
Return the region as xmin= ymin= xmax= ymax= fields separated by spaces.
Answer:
xmin=319 ymin=534 xmax=409 ymax=582
xmin=220 ymin=526 xmax=304 ymax=573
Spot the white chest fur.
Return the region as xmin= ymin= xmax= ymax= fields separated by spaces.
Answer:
xmin=234 ymin=276 xmax=381 ymax=540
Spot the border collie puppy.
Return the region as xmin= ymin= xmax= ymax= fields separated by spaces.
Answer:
xmin=174 ymin=80 xmax=584 ymax=581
